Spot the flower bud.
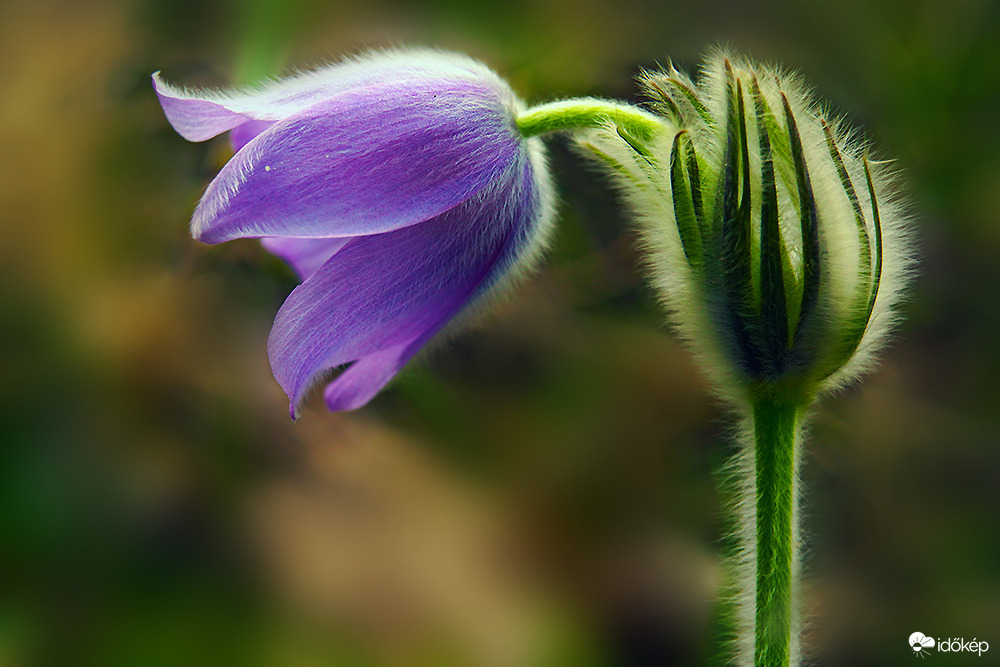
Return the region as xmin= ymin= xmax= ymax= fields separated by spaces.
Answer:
xmin=579 ymin=53 xmax=912 ymax=403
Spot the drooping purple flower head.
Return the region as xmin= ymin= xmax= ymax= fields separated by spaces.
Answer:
xmin=154 ymin=49 xmax=555 ymax=417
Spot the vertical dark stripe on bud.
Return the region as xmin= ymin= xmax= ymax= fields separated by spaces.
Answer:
xmin=862 ymin=157 xmax=883 ymax=325
xmin=753 ymin=77 xmax=788 ymax=376
xmin=713 ymin=62 xmax=737 ymax=267
xmin=783 ymin=94 xmax=822 ymax=370
xmin=736 ymin=80 xmax=753 ymax=263
xmin=670 ymin=131 xmax=704 ymax=270
xmin=683 ymin=134 xmax=703 ymax=219
xmin=716 ymin=61 xmax=760 ymax=376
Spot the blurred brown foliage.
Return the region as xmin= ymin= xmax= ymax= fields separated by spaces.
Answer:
xmin=1 ymin=0 xmax=998 ymax=665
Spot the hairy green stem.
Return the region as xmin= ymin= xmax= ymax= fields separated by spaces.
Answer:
xmin=516 ymin=99 xmax=662 ymax=141
xmin=751 ymin=395 xmax=800 ymax=667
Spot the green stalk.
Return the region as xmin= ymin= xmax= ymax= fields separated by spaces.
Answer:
xmin=516 ymin=100 xmax=662 ymax=141
xmin=750 ymin=394 xmax=801 ymax=667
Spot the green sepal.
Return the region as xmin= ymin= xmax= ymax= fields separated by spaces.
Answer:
xmin=682 ymin=130 xmax=704 ymax=219
xmin=736 ymin=79 xmax=753 ymax=273
xmin=783 ymin=94 xmax=823 ymax=373
xmin=779 ymin=236 xmax=801 ymax=346
xmin=670 ymin=131 xmax=704 ymax=271
xmin=668 ymin=75 xmax=716 ymax=128
xmin=714 ymin=61 xmax=760 ymax=376
xmin=754 ymin=76 xmax=789 ymax=375
xmin=645 ymin=77 xmax=684 ymax=124
xmin=580 ymin=142 xmax=647 ymax=190
xmin=809 ymin=122 xmax=878 ymax=380
xmin=761 ymin=82 xmax=797 ymax=211
xmin=616 ymin=124 xmax=654 ymax=163
xmin=862 ymin=156 xmax=884 ymax=328
xmin=732 ymin=78 xmax=757 ymax=322
xmin=822 ymin=120 xmax=872 ymax=283
xmin=750 ymin=79 xmax=801 ymax=343
xmin=811 ymin=157 xmax=885 ymax=383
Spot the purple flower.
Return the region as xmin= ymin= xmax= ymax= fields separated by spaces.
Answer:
xmin=155 ymin=49 xmax=555 ymax=417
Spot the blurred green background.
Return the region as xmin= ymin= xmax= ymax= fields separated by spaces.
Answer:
xmin=1 ymin=0 xmax=998 ymax=665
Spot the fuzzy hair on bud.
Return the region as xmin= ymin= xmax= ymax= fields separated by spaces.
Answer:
xmin=576 ymin=50 xmax=914 ymax=408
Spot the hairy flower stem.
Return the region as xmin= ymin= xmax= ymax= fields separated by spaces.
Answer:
xmin=516 ymin=100 xmax=662 ymax=142
xmin=749 ymin=394 xmax=802 ymax=667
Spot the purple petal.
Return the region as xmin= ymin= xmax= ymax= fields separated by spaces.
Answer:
xmin=191 ymin=78 xmax=521 ymax=244
xmin=267 ymin=159 xmax=540 ymax=416
xmin=152 ymin=85 xmax=249 ymax=142
xmin=230 ymin=120 xmax=274 ymax=152
xmin=321 ymin=338 xmax=427 ymax=412
xmin=260 ymin=236 xmax=352 ymax=281
xmin=153 ymin=49 xmax=511 ymax=142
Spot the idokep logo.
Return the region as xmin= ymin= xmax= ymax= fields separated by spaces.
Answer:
xmin=910 ymin=633 xmax=935 ymax=658
xmin=909 ymin=632 xmax=990 ymax=658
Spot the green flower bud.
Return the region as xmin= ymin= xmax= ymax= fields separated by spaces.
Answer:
xmin=578 ymin=52 xmax=912 ymax=404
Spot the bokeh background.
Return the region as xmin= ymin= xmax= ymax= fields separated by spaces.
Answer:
xmin=2 ymin=0 xmax=998 ymax=665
